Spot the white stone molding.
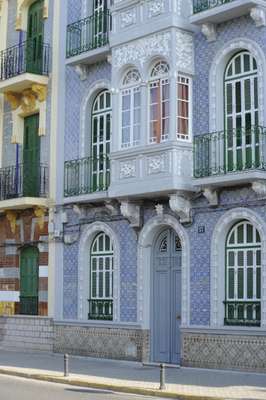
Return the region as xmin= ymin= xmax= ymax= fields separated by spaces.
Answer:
xmin=155 ymin=204 xmax=164 ymax=217
xmin=137 ymin=214 xmax=190 ymax=329
xmin=120 ymin=201 xmax=141 ymax=228
xmin=250 ymin=6 xmax=266 ymax=27
xmin=78 ymin=222 xmax=120 ymax=322
xmin=201 ymin=23 xmax=217 ymax=42
xmin=113 ymin=31 xmax=171 ymax=69
xmin=80 ymin=80 xmax=111 ymax=158
xmin=252 ymin=181 xmax=266 ymax=196
xmin=169 ymin=193 xmax=192 ymax=224
xmin=120 ymin=7 xmax=137 ymax=28
xmin=119 ymin=160 xmax=136 ymax=179
xmin=148 ymin=0 xmax=165 ymax=18
xmin=210 ymin=208 xmax=266 ymax=329
xmin=16 ymin=0 xmax=49 ymax=31
xmin=74 ymin=65 xmax=88 ymax=81
xmin=209 ymin=38 xmax=266 ymax=133
xmin=203 ymin=188 xmax=218 ymax=206
xmin=176 ymin=30 xmax=194 ymax=74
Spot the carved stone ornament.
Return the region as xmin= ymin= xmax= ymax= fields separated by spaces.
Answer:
xmin=105 ymin=200 xmax=119 ymax=216
xmin=16 ymin=0 xmax=49 ymax=30
xmin=120 ymin=8 xmax=137 ymax=28
xmin=148 ymin=154 xmax=166 ymax=175
xmin=75 ymin=65 xmax=88 ymax=81
xmin=250 ymin=6 xmax=266 ymax=27
xmin=120 ymin=160 xmax=136 ymax=179
xmin=155 ymin=204 xmax=164 ymax=217
xmin=169 ymin=193 xmax=192 ymax=224
xmin=64 ymin=233 xmax=80 ymax=245
xmin=201 ymin=23 xmax=217 ymax=42
xmin=148 ymin=0 xmax=165 ymax=18
xmin=252 ymin=180 xmax=266 ymax=196
xmin=6 ymin=211 xmax=18 ymax=234
xmin=176 ymin=30 xmax=194 ymax=74
xmin=113 ymin=31 xmax=171 ymax=69
xmin=203 ymin=188 xmax=218 ymax=206
xmin=34 ymin=207 xmax=46 ymax=230
xmin=120 ymin=201 xmax=141 ymax=228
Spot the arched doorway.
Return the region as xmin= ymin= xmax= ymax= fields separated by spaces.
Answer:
xmin=152 ymin=228 xmax=182 ymax=364
xmin=20 ymin=246 xmax=39 ymax=315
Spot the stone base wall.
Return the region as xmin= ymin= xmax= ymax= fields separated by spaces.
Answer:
xmin=54 ymin=324 xmax=150 ymax=362
xmin=182 ymin=332 xmax=266 ymax=372
xmin=0 ymin=316 xmax=53 ymax=352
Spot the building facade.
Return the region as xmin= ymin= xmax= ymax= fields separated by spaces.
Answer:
xmin=0 ymin=0 xmax=266 ymax=372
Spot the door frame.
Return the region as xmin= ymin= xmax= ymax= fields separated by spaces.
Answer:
xmin=19 ymin=245 xmax=39 ymax=316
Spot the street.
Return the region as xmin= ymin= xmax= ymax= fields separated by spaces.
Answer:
xmin=0 ymin=374 xmax=165 ymax=400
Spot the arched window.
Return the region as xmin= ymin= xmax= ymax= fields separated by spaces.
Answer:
xmin=89 ymin=232 xmax=114 ymax=320
xmin=149 ymin=61 xmax=170 ymax=143
xmin=121 ymin=69 xmax=141 ymax=148
xmin=224 ymin=51 xmax=259 ymax=171
xmin=91 ymin=90 xmax=111 ymax=191
xmin=225 ymin=221 xmax=261 ymax=326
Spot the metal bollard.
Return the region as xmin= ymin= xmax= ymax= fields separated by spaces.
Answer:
xmin=64 ymin=354 xmax=69 ymax=377
xmin=159 ymin=363 xmax=166 ymax=390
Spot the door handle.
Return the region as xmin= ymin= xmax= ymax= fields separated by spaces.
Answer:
xmin=176 ymin=314 xmax=181 ymax=320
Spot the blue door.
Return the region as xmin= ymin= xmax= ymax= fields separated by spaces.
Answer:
xmin=152 ymin=229 xmax=182 ymax=364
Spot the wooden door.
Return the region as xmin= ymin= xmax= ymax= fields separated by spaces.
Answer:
xmin=20 ymin=247 xmax=39 ymax=315
xmin=27 ymin=0 xmax=44 ymax=74
xmin=23 ymin=114 xmax=40 ymax=197
xmin=152 ymin=229 xmax=182 ymax=364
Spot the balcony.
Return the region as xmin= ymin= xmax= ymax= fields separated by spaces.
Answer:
xmin=66 ymin=11 xmax=111 ymax=66
xmin=193 ymin=126 xmax=266 ymax=187
xmin=224 ymin=301 xmax=261 ymax=327
xmin=191 ymin=0 xmax=266 ymax=26
xmin=88 ymin=299 xmax=113 ymax=321
xmin=0 ymin=41 xmax=50 ymax=93
xmin=64 ymin=155 xmax=110 ymax=202
xmin=0 ymin=163 xmax=49 ymax=211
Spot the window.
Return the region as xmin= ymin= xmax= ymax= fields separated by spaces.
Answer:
xmin=177 ymin=76 xmax=191 ymax=140
xmin=224 ymin=51 xmax=259 ymax=171
xmin=149 ymin=61 xmax=170 ymax=143
xmin=89 ymin=232 xmax=114 ymax=320
xmin=225 ymin=221 xmax=261 ymax=326
xmin=91 ymin=90 xmax=111 ymax=191
xmin=121 ymin=69 xmax=141 ymax=148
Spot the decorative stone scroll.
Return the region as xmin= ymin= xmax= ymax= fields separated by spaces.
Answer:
xmin=4 ymin=84 xmax=48 ymax=144
xmin=120 ymin=201 xmax=141 ymax=228
xmin=169 ymin=193 xmax=192 ymax=224
xmin=16 ymin=0 xmax=49 ymax=31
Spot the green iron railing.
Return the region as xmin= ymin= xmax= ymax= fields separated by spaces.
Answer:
xmin=0 ymin=40 xmax=50 ymax=80
xmin=88 ymin=299 xmax=113 ymax=320
xmin=193 ymin=126 xmax=266 ymax=178
xmin=66 ymin=11 xmax=111 ymax=58
xmin=224 ymin=301 xmax=261 ymax=327
xmin=64 ymin=155 xmax=110 ymax=197
xmin=193 ymin=0 xmax=235 ymax=14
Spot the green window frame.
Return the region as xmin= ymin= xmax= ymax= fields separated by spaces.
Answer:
xmin=225 ymin=220 xmax=261 ymax=327
xmin=224 ymin=51 xmax=259 ymax=172
xmin=88 ymin=232 xmax=114 ymax=320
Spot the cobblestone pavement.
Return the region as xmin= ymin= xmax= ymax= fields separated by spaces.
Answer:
xmin=0 ymin=348 xmax=265 ymax=399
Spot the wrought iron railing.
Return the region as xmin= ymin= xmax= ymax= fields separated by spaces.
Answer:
xmin=193 ymin=0 xmax=235 ymax=14
xmin=193 ymin=126 xmax=266 ymax=178
xmin=66 ymin=11 xmax=111 ymax=58
xmin=0 ymin=164 xmax=48 ymax=200
xmin=0 ymin=40 xmax=50 ymax=81
xmin=224 ymin=301 xmax=261 ymax=327
xmin=20 ymin=296 xmax=38 ymax=316
xmin=64 ymin=155 xmax=110 ymax=197
xmin=88 ymin=299 xmax=113 ymax=320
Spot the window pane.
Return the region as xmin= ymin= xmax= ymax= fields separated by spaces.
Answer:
xmin=247 ymin=268 xmax=253 ymax=299
xmin=237 ymin=269 xmax=244 ymax=299
xmin=228 ymin=269 xmax=234 ymax=299
xmin=256 ymin=267 xmax=261 ymax=298
xmin=246 ymin=224 xmax=253 ymax=243
xmin=228 ymin=251 xmax=235 ymax=266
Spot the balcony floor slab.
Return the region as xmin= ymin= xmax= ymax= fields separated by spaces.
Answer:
xmin=0 ymin=74 xmax=49 ymax=93
xmin=66 ymin=45 xmax=110 ymax=67
xmin=193 ymin=169 xmax=266 ymax=189
xmin=0 ymin=197 xmax=49 ymax=212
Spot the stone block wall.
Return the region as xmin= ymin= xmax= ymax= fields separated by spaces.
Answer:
xmin=54 ymin=323 xmax=150 ymax=362
xmin=0 ymin=315 xmax=53 ymax=352
xmin=182 ymin=331 xmax=266 ymax=372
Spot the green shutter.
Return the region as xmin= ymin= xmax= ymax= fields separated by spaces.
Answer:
xmin=23 ymin=114 xmax=40 ymax=197
xmin=27 ymin=0 xmax=44 ymax=74
xmin=20 ymin=247 xmax=39 ymax=315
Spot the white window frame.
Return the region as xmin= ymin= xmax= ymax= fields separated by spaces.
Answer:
xmin=177 ymin=75 xmax=192 ymax=141
xmin=148 ymin=61 xmax=170 ymax=144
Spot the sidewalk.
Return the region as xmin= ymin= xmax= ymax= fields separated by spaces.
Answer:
xmin=0 ymin=348 xmax=265 ymax=400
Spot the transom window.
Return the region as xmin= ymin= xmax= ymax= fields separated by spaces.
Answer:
xmin=225 ymin=221 xmax=261 ymax=327
xmin=91 ymin=90 xmax=111 ymax=191
xmin=89 ymin=232 xmax=114 ymax=320
xmin=224 ymin=51 xmax=259 ymax=171
xmin=121 ymin=69 xmax=141 ymax=148
xmin=149 ymin=61 xmax=170 ymax=143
